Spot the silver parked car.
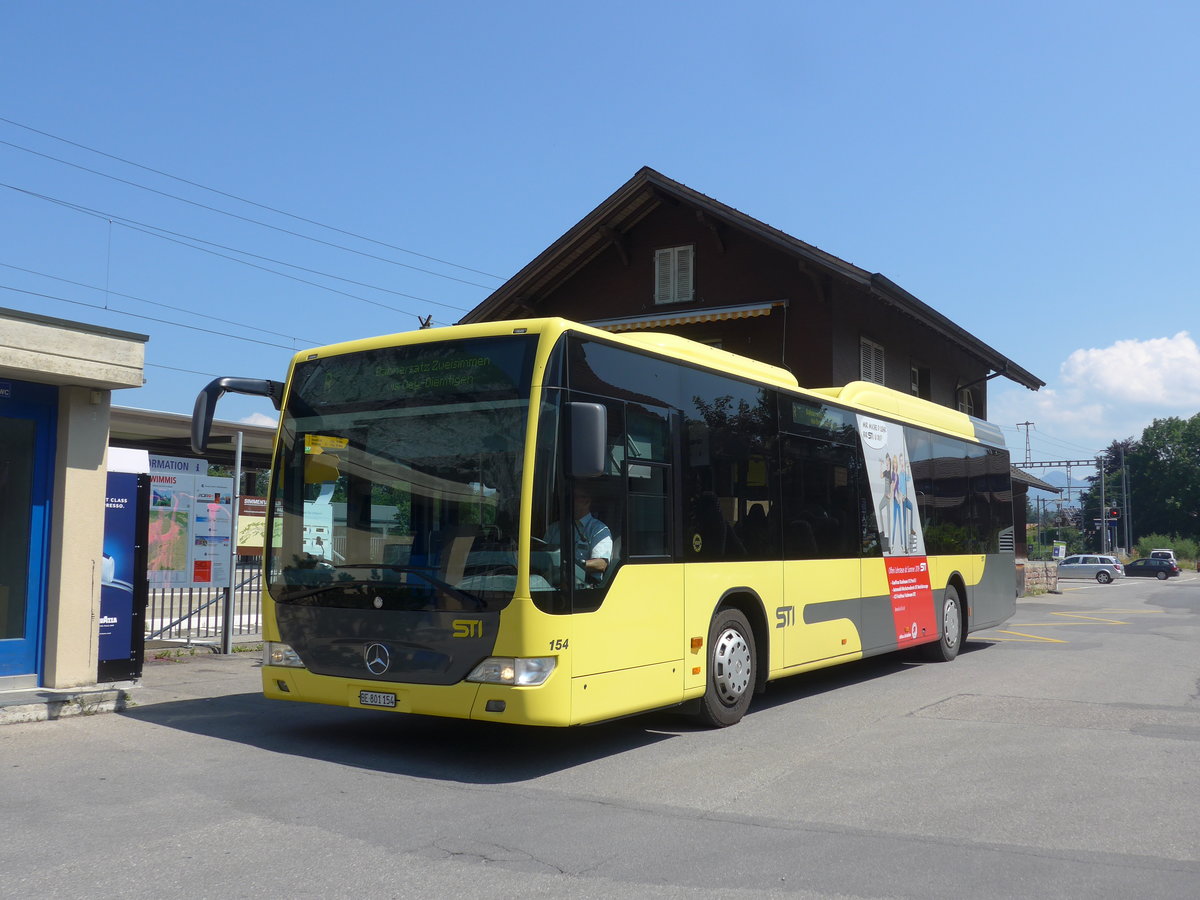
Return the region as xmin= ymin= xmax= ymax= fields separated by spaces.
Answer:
xmin=1058 ymin=554 xmax=1124 ymax=583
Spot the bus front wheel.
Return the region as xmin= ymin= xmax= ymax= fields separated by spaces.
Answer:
xmin=922 ymin=584 xmax=963 ymax=662
xmin=696 ymin=608 xmax=756 ymax=727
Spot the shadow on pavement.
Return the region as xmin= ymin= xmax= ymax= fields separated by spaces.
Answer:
xmin=748 ymin=638 xmax=999 ymax=714
xmin=119 ymin=688 xmax=681 ymax=784
xmin=120 ymin=640 xmax=1003 ymax=784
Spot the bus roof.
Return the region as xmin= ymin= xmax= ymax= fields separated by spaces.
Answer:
xmin=291 ymin=317 xmax=1002 ymax=447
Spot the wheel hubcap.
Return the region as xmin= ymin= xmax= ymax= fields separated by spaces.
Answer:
xmin=943 ymin=594 xmax=961 ymax=648
xmin=712 ymin=627 xmax=752 ymax=705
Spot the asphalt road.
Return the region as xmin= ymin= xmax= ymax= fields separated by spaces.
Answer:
xmin=3 ymin=574 xmax=1199 ymax=898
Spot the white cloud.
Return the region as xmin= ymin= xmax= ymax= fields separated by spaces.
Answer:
xmin=1059 ymin=331 xmax=1200 ymax=405
xmin=989 ymin=331 xmax=1200 ymax=456
xmin=239 ymin=412 xmax=278 ymax=427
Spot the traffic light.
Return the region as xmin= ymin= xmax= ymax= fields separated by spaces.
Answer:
xmin=1108 ymin=507 xmax=1120 ymax=520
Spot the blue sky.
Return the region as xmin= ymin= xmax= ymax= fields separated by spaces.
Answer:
xmin=3 ymin=1 xmax=1198 ymax=478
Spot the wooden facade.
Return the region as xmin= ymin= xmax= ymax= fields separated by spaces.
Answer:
xmin=461 ymin=167 xmax=1043 ymax=418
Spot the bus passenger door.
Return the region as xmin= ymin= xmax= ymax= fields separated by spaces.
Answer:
xmin=567 ymin=400 xmax=683 ymax=723
xmin=779 ymin=433 xmax=864 ymax=667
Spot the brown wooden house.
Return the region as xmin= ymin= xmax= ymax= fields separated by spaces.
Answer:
xmin=461 ymin=166 xmax=1043 ymax=417
xmin=460 ymin=167 xmax=1048 ymax=565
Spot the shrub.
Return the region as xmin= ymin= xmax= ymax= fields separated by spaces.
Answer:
xmin=1135 ymin=534 xmax=1197 ymax=563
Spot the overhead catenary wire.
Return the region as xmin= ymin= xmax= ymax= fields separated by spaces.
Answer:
xmin=998 ymin=423 xmax=1103 ymax=459
xmin=2 ymin=183 xmax=465 ymax=316
xmin=0 ymin=283 xmax=304 ymax=352
xmin=0 ymin=134 xmax=502 ymax=290
xmin=0 ymin=261 xmax=320 ymax=346
xmin=0 ymin=115 xmax=505 ymax=281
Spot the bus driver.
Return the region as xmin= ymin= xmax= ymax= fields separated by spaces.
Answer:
xmin=545 ymin=485 xmax=612 ymax=585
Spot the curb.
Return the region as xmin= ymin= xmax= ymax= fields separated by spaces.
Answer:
xmin=0 ymin=684 xmax=135 ymax=726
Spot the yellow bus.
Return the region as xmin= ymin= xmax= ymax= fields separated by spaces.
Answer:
xmin=191 ymin=317 xmax=1015 ymax=727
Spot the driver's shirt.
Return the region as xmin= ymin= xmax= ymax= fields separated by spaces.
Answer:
xmin=545 ymin=512 xmax=613 ymax=574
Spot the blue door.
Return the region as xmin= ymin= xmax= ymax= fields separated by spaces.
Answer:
xmin=0 ymin=380 xmax=56 ymax=680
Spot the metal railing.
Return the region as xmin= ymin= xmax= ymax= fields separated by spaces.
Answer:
xmin=145 ymin=565 xmax=263 ymax=643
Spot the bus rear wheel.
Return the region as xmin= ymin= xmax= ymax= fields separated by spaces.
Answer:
xmin=695 ymin=608 xmax=756 ymax=727
xmin=922 ymin=584 xmax=963 ymax=662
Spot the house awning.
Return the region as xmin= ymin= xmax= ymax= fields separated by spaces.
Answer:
xmin=585 ymin=300 xmax=785 ymax=333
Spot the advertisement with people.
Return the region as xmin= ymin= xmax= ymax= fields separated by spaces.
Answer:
xmin=857 ymin=415 xmax=938 ymax=646
xmin=146 ymin=454 xmax=234 ymax=588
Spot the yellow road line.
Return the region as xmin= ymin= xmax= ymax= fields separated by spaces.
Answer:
xmin=990 ymin=630 xmax=1068 ymax=643
xmin=988 ymin=608 xmax=1163 ymax=644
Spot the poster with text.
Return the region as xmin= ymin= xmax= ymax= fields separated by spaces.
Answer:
xmin=146 ymin=455 xmax=233 ymax=588
xmin=191 ymin=477 xmax=233 ymax=584
xmin=856 ymin=415 xmax=938 ymax=646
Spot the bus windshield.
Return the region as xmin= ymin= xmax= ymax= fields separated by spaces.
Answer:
xmin=267 ymin=335 xmax=537 ymax=611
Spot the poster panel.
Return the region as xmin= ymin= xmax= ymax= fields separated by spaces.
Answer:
xmin=146 ymin=455 xmax=233 ymax=589
xmin=856 ymin=415 xmax=938 ymax=647
xmin=192 ymin=477 xmax=233 ymax=585
xmin=100 ymin=472 xmax=148 ymax=680
xmin=100 ymin=472 xmax=139 ymax=663
xmin=237 ymin=496 xmax=267 ymax=555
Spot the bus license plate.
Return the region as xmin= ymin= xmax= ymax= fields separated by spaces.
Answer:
xmin=359 ymin=690 xmax=396 ymax=708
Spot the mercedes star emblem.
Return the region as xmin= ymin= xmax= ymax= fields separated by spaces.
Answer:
xmin=364 ymin=642 xmax=390 ymax=675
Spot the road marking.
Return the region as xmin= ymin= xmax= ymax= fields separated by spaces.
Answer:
xmin=989 ymin=630 xmax=1067 ymax=643
xmin=985 ymin=609 xmax=1163 ymax=643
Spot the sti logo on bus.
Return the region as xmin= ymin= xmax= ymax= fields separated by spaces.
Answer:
xmin=452 ymin=619 xmax=482 ymax=638
xmin=776 ymin=606 xmax=795 ymax=628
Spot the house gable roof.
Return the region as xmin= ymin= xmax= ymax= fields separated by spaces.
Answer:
xmin=461 ymin=167 xmax=1043 ymax=391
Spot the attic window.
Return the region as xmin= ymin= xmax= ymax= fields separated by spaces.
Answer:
xmin=654 ymin=245 xmax=694 ymax=305
xmin=860 ymin=337 xmax=885 ymax=385
xmin=910 ymin=365 xmax=931 ymax=399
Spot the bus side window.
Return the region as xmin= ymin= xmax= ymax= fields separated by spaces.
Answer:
xmin=780 ymin=434 xmax=858 ymax=560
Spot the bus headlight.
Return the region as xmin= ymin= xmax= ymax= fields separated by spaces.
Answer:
xmin=265 ymin=642 xmax=305 ymax=668
xmin=466 ymin=656 xmax=556 ymax=686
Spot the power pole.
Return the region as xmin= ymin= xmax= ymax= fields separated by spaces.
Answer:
xmin=1017 ymin=421 xmax=1035 ymax=466
xmin=1098 ymin=455 xmax=1107 ymax=554
xmin=1121 ymin=446 xmax=1131 ymax=553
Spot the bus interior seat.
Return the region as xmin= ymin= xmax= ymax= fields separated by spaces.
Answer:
xmin=785 ymin=519 xmax=817 ymax=559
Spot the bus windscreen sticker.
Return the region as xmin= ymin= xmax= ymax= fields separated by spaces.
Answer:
xmin=857 ymin=415 xmax=937 ymax=646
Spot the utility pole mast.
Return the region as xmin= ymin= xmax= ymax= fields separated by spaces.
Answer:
xmin=1098 ymin=454 xmax=1107 ymax=554
xmin=1120 ymin=446 xmax=1131 ymax=553
xmin=1016 ymin=421 xmax=1035 ymax=466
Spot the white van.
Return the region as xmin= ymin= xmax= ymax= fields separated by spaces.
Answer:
xmin=1150 ymin=548 xmax=1177 ymax=564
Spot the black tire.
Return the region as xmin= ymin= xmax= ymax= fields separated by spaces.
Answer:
xmin=1156 ymin=570 xmax=1168 ymax=580
xmin=695 ymin=608 xmax=756 ymax=727
xmin=1096 ymin=571 xmax=1112 ymax=584
xmin=921 ymin=584 xmax=963 ymax=662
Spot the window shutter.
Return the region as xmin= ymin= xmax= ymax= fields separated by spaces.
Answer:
xmin=654 ymin=245 xmax=694 ymax=304
xmin=654 ymin=249 xmax=674 ymax=304
xmin=860 ymin=338 xmax=884 ymax=384
xmin=675 ymin=245 xmax=694 ymax=301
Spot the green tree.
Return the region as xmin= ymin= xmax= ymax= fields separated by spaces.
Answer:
xmin=1124 ymin=414 xmax=1200 ymax=543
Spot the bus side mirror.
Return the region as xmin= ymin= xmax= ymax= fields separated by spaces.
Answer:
xmin=567 ymin=402 xmax=606 ymax=478
xmin=191 ymin=377 xmax=284 ymax=454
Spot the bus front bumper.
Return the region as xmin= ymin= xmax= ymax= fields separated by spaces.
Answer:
xmin=262 ymin=665 xmax=574 ymax=727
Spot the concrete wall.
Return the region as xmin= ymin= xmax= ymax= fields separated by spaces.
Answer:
xmin=43 ymin=388 xmax=111 ymax=688
xmin=0 ymin=309 xmax=144 ymax=390
xmin=1 ymin=307 xmax=146 ymax=689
